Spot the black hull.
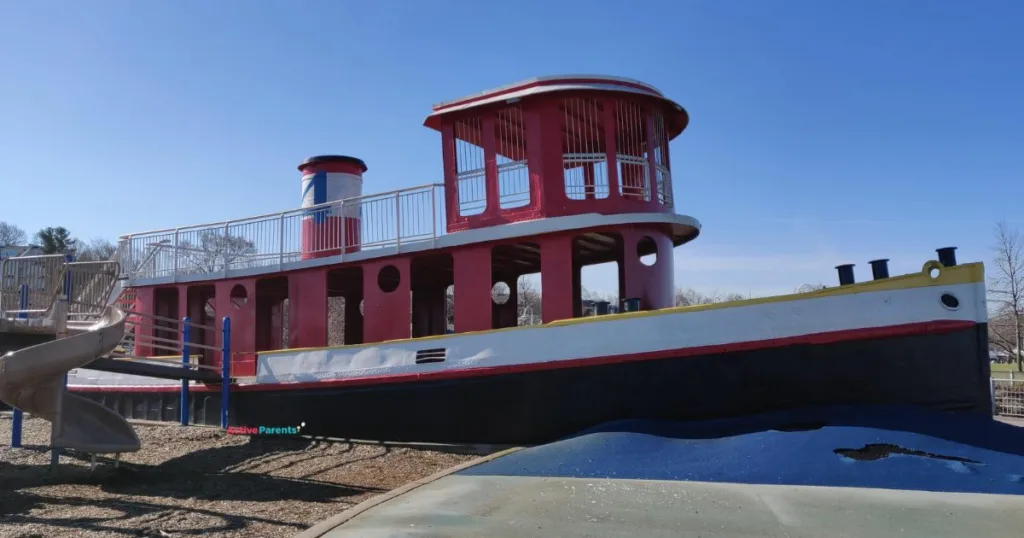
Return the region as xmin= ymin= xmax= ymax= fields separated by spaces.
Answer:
xmin=57 ymin=323 xmax=992 ymax=445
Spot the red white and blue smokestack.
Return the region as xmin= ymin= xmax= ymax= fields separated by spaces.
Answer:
xmin=298 ymin=155 xmax=366 ymax=260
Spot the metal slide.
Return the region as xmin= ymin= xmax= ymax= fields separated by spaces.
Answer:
xmin=0 ymin=306 xmax=141 ymax=453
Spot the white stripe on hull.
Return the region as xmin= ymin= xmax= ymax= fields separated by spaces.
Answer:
xmin=67 ymin=281 xmax=985 ymax=389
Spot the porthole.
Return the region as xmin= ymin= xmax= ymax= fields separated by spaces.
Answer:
xmin=940 ymin=293 xmax=960 ymax=310
xmin=492 ymin=281 xmax=511 ymax=305
xmin=230 ymin=284 xmax=247 ymax=309
xmin=377 ymin=265 xmax=400 ymax=293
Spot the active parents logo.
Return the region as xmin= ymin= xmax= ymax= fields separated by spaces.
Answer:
xmin=227 ymin=422 xmax=306 ymax=435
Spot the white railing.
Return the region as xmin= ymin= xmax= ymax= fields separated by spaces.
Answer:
xmin=0 ymin=254 xmax=69 ymax=318
xmin=66 ymin=260 xmax=121 ymax=320
xmin=118 ymin=184 xmax=446 ymax=282
xmin=993 ymin=377 xmax=1024 ymax=417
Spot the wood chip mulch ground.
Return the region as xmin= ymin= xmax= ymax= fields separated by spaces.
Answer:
xmin=0 ymin=415 xmax=480 ymax=538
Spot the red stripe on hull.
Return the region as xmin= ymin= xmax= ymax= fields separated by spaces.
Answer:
xmin=67 ymin=320 xmax=977 ymax=394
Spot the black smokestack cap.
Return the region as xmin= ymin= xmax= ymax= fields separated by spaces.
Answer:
xmin=836 ymin=264 xmax=855 ymax=286
xmin=936 ymin=247 xmax=957 ymax=267
xmin=869 ymin=259 xmax=890 ymax=280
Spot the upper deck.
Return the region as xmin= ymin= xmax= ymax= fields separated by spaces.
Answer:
xmin=116 ymin=184 xmax=699 ymax=286
xmin=118 ymin=75 xmax=698 ymax=286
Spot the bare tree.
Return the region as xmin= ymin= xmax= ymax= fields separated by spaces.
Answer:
xmin=990 ymin=221 xmax=1024 ymax=371
xmin=178 ymin=232 xmax=258 ymax=273
xmin=75 ymin=237 xmax=118 ymax=262
xmin=796 ymin=283 xmax=828 ymax=293
xmin=675 ymin=287 xmax=746 ymax=306
xmin=0 ymin=221 xmax=27 ymax=246
xmin=581 ymin=285 xmax=617 ymax=303
xmin=517 ymin=275 xmax=542 ymax=325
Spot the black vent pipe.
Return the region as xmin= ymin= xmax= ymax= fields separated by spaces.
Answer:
xmin=937 ymin=247 xmax=957 ymax=267
xmin=869 ymin=259 xmax=890 ymax=280
xmin=836 ymin=264 xmax=855 ymax=286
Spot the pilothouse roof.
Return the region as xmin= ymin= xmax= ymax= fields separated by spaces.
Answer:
xmin=423 ymin=74 xmax=689 ymax=138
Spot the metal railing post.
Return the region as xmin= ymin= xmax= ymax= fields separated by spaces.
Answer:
xmin=51 ymin=294 xmax=68 ymax=471
xmin=173 ymin=229 xmax=180 ymax=282
xmin=63 ymin=254 xmax=73 ymax=301
xmin=395 ymin=193 xmax=401 ymax=249
xmin=431 ymin=186 xmax=437 ymax=241
xmin=181 ymin=317 xmax=191 ymax=426
xmin=222 ymin=223 xmax=230 ymax=277
xmin=127 ymin=239 xmax=134 ymax=280
xmin=339 ymin=200 xmax=345 ymax=258
xmin=278 ymin=213 xmax=285 ymax=270
xmin=220 ymin=317 xmax=231 ymax=429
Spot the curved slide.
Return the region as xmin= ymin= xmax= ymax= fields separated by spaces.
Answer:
xmin=0 ymin=306 xmax=140 ymax=453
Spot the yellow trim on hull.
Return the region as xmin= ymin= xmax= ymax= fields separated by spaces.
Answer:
xmin=259 ymin=260 xmax=985 ymax=356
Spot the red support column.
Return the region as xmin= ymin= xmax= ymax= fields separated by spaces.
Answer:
xmin=621 ymin=228 xmax=675 ymax=311
xmin=215 ymin=279 xmax=257 ymax=376
xmin=440 ymin=122 xmax=462 ymax=232
xmin=288 ymin=269 xmax=328 ymax=349
xmin=362 ymin=259 xmax=412 ymax=343
xmin=453 ymin=246 xmax=492 ymax=333
xmin=539 ymin=100 xmax=569 ymax=216
xmin=540 ymin=235 xmax=574 ymax=322
xmin=133 ymin=287 xmax=155 ymax=357
xmin=524 ymin=105 xmax=546 ymax=215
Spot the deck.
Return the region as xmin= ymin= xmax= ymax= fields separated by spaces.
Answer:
xmin=116 ymin=182 xmax=700 ymax=287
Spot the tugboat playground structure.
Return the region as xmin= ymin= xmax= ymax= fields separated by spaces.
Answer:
xmin=0 ymin=75 xmax=991 ymax=448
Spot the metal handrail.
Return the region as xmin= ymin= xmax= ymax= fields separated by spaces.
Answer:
xmin=0 ymin=254 xmax=69 ymax=318
xmin=119 ymin=183 xmax=444 ymax=239
xmin=118 ymin=183 xmax=447 ymax=282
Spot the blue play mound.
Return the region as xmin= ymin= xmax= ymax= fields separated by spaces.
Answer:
xmin=461 ymin=405 xmax=1024 ymax=495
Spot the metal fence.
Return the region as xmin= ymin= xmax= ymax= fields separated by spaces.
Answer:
xmin=66 ymin=260 xmax=121 ymax=320
xmin=993 ymin=377 xmax=1024 ymax=417
xmin=0 ymin=254 xmax=69 ymax=318
xmin=118 ymin=183 xmax=446 ymax=282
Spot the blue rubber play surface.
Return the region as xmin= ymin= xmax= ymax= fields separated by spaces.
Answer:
xmin=461 ymin=406 xmax=1024 ymax=495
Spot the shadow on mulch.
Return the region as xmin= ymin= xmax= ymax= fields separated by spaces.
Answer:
xmin=3 ymin=489 xmax=262 ymax=536
xmin=1 ymin=436 xmax=390 ymax=536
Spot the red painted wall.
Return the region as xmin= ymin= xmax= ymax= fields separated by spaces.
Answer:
xmin=288 ymin=268 xmax=328 ymax=349
xmin=619 ymin=227 xmax=675 ymax=310
xmin=452 ymin=246 xmax=492 ymax=332
xmin=362 ymin=258 xmax=412 ymax=342
xmin=215 ymin=279 xmax=256 ymax=377
xmin=539 ymin=235 xmax=574 ymax=323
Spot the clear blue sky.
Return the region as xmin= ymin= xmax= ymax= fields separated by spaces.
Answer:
xmin=1 ymin=0 xmax=1021 ymax=296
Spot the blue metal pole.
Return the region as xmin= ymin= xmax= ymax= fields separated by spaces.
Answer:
xmin=180 ymin=317 xmax=191 ymax=426
xmin=11 ymin=409 xmax=22 ymax=448
xmin=17 ymin=284 xmax=28 ymax=319
xmin=63 ymin=254 xmax=73 ymax=298
xmin=221 ymin=317 xmax=231 ymax=429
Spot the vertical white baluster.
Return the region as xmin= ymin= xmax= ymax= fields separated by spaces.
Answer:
xmin=223 ymin=222 xmax=230 ymax=278
xmin=339 ymin=200 xmax=345 ymax=259
xmin=431 ymin=185 xmax=437 ymax=242
xmin=172 ymin=229 xmax=179 ymax=282
xmin=278 ymin=213 xmax=285 ymax=269
xmin=395 ymin=194 xmax=401 ymax=249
